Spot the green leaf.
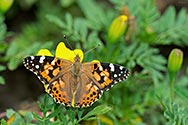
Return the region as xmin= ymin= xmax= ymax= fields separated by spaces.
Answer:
xmin=0 ymin=119 xmax=6 ymax=125
xmin=152 ymin=6 xmax=188 ymax=45
xmin=77 ymin=0 xmax=108 ymax=30
xmin=160 ymin=100 xmax=188 ymax=125
xmin=81 ymin=105 xmax=111 ymax=121
xmin=0 ymin=43 xmax=7 ymax=53
xmin=32 ymin=112 xmax=42 ymax=121
xmin=0 ymin=76 xmax=5 ymax=84
xmin=46 ymin=14 xmax=65 ymax=29
xmin=65 ymin=13 xmax=73 ymax=32
xmin=6 ymin=109 xmax=24 ymax=124
xmin=74 ymin=18 xmax=88 ymax=41
xmin=7 ymin=58 xmax=20 ymax=71
xmin=25 ymin=112 xmax=33 ymax=123
xmin=0 ymin=16 xmax=7 ymax=42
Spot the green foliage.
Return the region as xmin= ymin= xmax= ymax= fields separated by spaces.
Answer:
xmin=1 ymin=94 xmax=111 ymax=125
xmin=0 ymin=15 xmax=7 ymax=84
xmin=158 ymin=98 xmax=188 ymax=125
xmin=152 ymin=7 xmax=188 ymax=46
xmin=1 ymin=0 xmax=188 ymax=124
xmin=111 ymin=0 xmax=188 ymax=45
xmin=0 ymin=65 xmax=6 ymax=84
xmin=164 ymin=103 xmax=188 ymax=125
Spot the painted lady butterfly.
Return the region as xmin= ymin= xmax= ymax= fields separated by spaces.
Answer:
xmin=23 ymin=54 xmax=130 ymax=108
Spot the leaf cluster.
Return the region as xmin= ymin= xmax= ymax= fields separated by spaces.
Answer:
xmin=1 ymin=0 xmax=188 ymax=124
xmin=1 ymin=94 xmax=111 ymax=125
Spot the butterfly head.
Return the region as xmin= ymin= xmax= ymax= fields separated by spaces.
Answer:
xmin=74 ymin=54 xmax=81 ymax=63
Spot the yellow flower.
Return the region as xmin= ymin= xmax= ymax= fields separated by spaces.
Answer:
xmin=37 ymin=42 xmax=84 ymax=62
xmin=107 ymin=15 xmax=128 ymax=43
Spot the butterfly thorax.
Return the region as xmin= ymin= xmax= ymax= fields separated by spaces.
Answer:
xmin=71 ymin=55 xmax=82 ymax=77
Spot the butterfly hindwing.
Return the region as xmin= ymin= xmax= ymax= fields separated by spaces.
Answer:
xmin=74 ymin=74 xmax=103 ymax=108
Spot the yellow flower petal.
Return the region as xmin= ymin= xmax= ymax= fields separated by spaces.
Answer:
xmin=55 ymin=42 xmax=84 ymax=62
xmin=92 ymin=60 xmax=100 ymax=62
xmin=6 ymin=113 xmax=15 ymax=125
xmin=37 ymin=49 xmax=53 ymax=56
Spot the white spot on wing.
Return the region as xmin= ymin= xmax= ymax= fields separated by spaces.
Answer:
xmin=119 ymin=66 xmax=124 ymax=70
xmin=31 ymin=56 xmax=35 ymax=60
xmin=51 ymin=59 xmax=56 ymax=65
xmin=109 ymin=63 xmax=115 ymax=72
xmin=114 ymin=74 xmax=117 ymax=78
xmin=35 ymin=65 xmax=39 ymax=69
xmin=39 ymin=56 xmax=45 ymax=63
xmin=99 ymin=65 xmax=103 ymax=71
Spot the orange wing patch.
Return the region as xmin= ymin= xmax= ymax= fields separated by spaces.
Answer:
xmin=76 ymin=83 xmax=100 ymax=107
xmin=49 ymin=79 xmax=71 ymax=106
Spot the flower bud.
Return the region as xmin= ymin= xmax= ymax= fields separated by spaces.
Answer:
xmin=0 ymin=0 xmax=13 ymax=14
xmin=167 ymin=48 xmax=183 ymax=73
xmin=107 ymin=15 xmax=128 ymax=43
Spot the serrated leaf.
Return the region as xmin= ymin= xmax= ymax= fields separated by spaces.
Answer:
xmin=74 ymin=18 xmax=88 ymax=40
xmin=77 ymin=0 xmax=106 ymax=30
xmin=32 ymin=112 xmax=42 ymax=121
xmin=177 ymin=8 xmax=187 ymax=25
xmin=46 ymin=14 xmax=65 ymax=28
xmin=37 ymin=101 xmax=44 ymax=111
xmin=65 ymin=13 xmax=73 ymax=32
xmin=163 ymin=102 xmax=188 ymax=125
xmin=162 ymin=6 xmax=175 ymax=27
xmin=47 ymin=110 xmax=59 ymax=119
xmin=175 ymin=86 xmax=188 ymax=104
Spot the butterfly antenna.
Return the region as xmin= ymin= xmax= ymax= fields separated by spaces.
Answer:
xmin=84 ymin=43 xmax=101 ymax=55
xmin=63 ymin=35 xmax=74 ymax=50
xmin=63 ymin=34 xmax=79 ymax=57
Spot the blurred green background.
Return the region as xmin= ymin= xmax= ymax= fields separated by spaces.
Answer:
xmin=0 ymin=0 xmax=188 ymax=124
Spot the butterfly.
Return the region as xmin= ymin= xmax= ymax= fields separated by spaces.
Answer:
xmin=23 ymin=54 xmax=130 ymax=108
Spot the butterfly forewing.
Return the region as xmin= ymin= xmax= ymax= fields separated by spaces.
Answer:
xmin=23 ymin=56 xmax=74 ymax=106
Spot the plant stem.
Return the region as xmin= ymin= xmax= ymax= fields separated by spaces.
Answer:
xmin=169 ymin=72 xmax=175 ymax=102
